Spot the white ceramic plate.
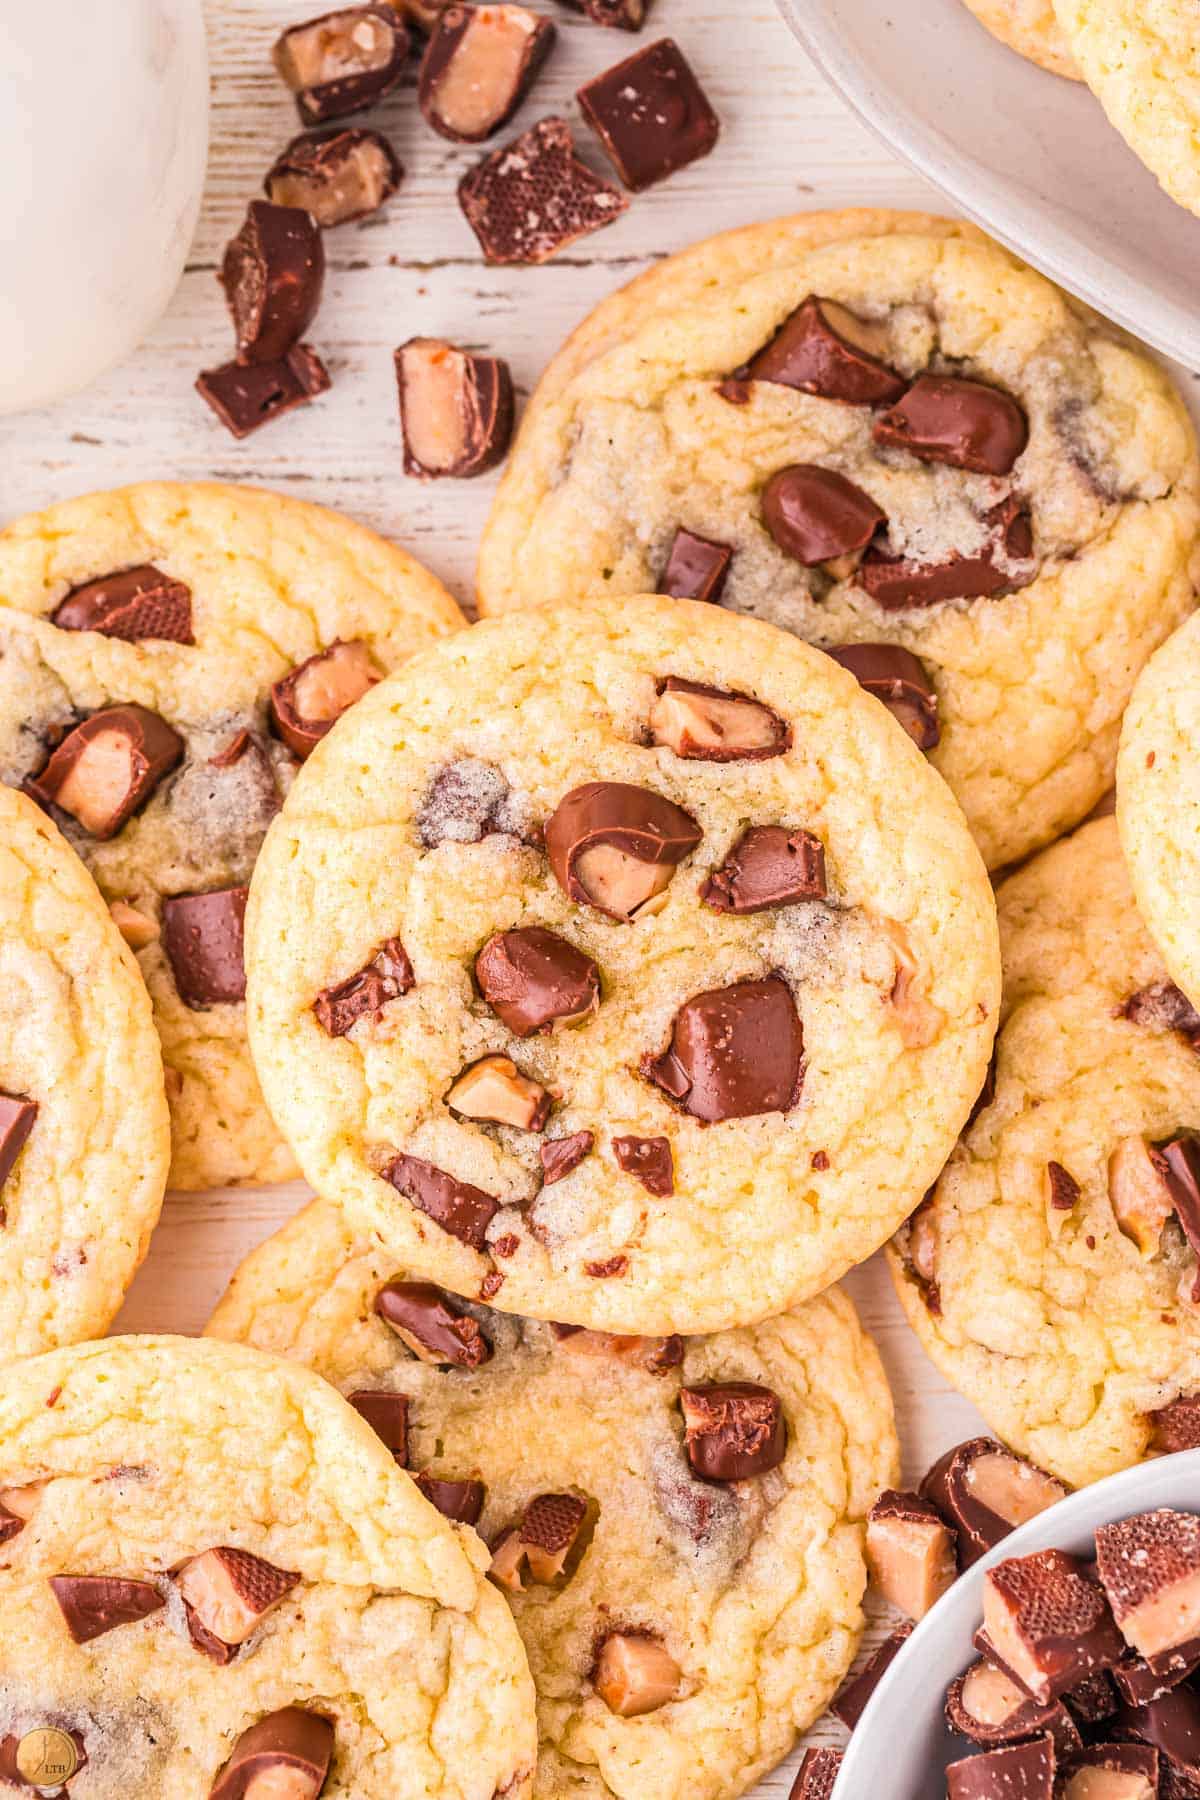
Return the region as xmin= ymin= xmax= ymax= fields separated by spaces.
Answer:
xmin=833 ymin=1448 xmax=1200 ymax=1796
xmin=776 ymin=0 xmax=1200 ymax=371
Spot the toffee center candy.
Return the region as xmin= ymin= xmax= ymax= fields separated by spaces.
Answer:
xmin=700 ymin=826 xmax=827 ymax=914
xmin=545 ymin=781 xmax=702 ymax=921
xmin=643 ymin=976 xmax=803 ymax=1122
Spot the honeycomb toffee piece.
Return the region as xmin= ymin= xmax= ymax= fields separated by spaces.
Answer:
xmin=540 ymin=1129 xmax=594 ymax=1184
xmin=196 ymin=345 xmax=331 ymax=438
xmin=0 ymin=1094 xmax=37 ymax=1194
xmin=874 ymin=374 xmax=1029 ymax=477
xmin=593 ymin=1631 xmax=680 ymax=1717
xmin=700 ymin=825 xmax=827 ymax=914
xmin=981 ymin=1549 xmax=1124 ymax=1703
xmin=865 ymin=1489 xmax=957 ymax=1621
xmin=347 ymin=1388 xmax=409 ymax=1462
xmin=209 ymin=1707 xmax=334 ymax=1800
xmin=49 ymin=1576 xmax=165 ymax=1644
xmin=475 ymin=926 xmax=600 ymax=1036
xmin=374 ymin=1277 xmax=493 ymax=1368
xmin=612 ymin=1133 xmax=673 ymax=1196
xmin=789 ymin=1749 xmax=843 ymax=1800
xmin=728 ymin=294 xmax=905 ymax=408
xmin=1060 ymin=1744 xmax=1159 ymax=1800
xmin=446 ymin=1055 xmax=551 ymax=1130
xmin=856 ymin=497 xmax=1034 ymax=609
xmin=265 ymin=126 xmax=402 ymax=226
xmin=269 ymin=637 xmax=382 ymax=759
xmin=831 ymin=1625 xmax=913 ymax=1730
xmin=395 ymin=338 xmax=514 ymax=479
xmin=29 ymin=705 xmax=183 ymax=841
xmin=51 ymin=564 xmax=194 ymax=644
xmin=174 ymin=1547 xmax=299 ymax=1663
xmin=544 ymin=781 xmax=702 ymax=921
xmin=313 ymin=936 xmax=413 ymax=1037
xmin=273 ymin=4 xmax=410 ymax=123
xmin=1150 ymin=1396 xmax=1200 ymax=1455
xmin=577 ymin=38 xmax=718 ymax=191
xmin=658 ymin=527 xmax=732 ymax=603
xmin=458 ymin=115 xmax=628 ymax=264
xmin=920 ymin=1438 xmax=1069 ymax=1568
xmin=382 ymin=1153 xmax=500 ymax=1250
xmin=1112 ymin=1684 xmax=1200 ymax=1780
xmin=679 ymin=1381 xmax=786 ymax=1481
xmin=827 ymin=643 xmax=940 ymax=750
xmin=945 ymin=1735 xmax=1056 ymax=1800
xmin=518 ymin=1491 xmax=588 ymax=1582
xmin=649 ymin=677 xmax=791 ymax=761
xmin=161 ymin=887 xmax=249 ymax=1009
xmin=1096 ymin=1510 xmax=1200 ymax=1665
xmin=643 ymin=976 xmax=804 ymax=1123
xmin=945 ymin=1659 xmax=1082 ymax=1756
xmin=415 ymin=1473 xmax=486 ymax=1524
xmin=219 ymin=201 xmax=325 ymax=364
xmin=1107 ymin=1136 xmax=1176 ymax=1257
xmin=761 ymin=464 xmax=885 ymax=567
xmin=419 ymin=4 xmax=556 ymax=142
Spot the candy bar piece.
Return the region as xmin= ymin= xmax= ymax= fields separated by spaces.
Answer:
xmin=347 ymin=1388 xmax=409 ymax=1462
xmin=265 ymin=126 xmax=402 ymax=226
xmin=1061 ymin=1744 xmax=1158 ymax=1800
xmin=679 ymin=1381 xmax=786 ymax=1481
xmin=612 ymin=1133 xmax=673 ymax=1196
xmin=1047 ymin=1161 xmax=1082 ymax=1211
xmin=161 ymin=887 xmax=249 ymax=1009
xmin=762 ymin=463 xmax=885 ymax=566
xmin=649 ymin=676 xmax=791 ymax=761
xmin=394 ymin=0 xmax=450 ymax=29
xmin=577 ymin=37 xmax=717 ymax=190
xmin=196 ymin=345 xmax=331 ymax=438
xmin=593 ymin=1632 xmax=679 ymax=1716
xmin=475 ymin=926 xmax=600 ymax=1036
xmin=1122 ymin=981 xmax=1200 ymax=1047
xmin=488 ymin=1526 xmax=528 ymax=1591
xmin=921 ymin=1438 xmax=1069 ymax=1567
xmin=220 ymin=201 xmax=324 ymax=364
xmin=1149 ymin=1397 xmax=1200 ymax=1454
xmin=270 ymin=638 xmax=382 ymax=760
xmin=458 ymin=115 xmax=628 ymax=263
xmin=946 ymin=1735 xmax=1056 ymax=1800
xmin=544 ymin=781 xmax=701 ymax=921
xmin=875 ymin=374 xmax=1028 ymax=476
xmin=700 ymin=825 xmax=826 ymax=914
xmin=273 ymin=4 xmax=409 ymax=123
xmin=175 ymin=1547 xmax=299 ymax=1661
xmin=49 ymin=1575 xmax=164 ymax=1643
xmin=382 ymin=1153 xmax=500 ymax=1250
xmin=209 ymin=1707 xmax=334 ymax=1800
xmin=857 ymin=499 xmax=1034 ymax=608
xmin=734 ymin=294 xmax=905 ymax=407
xmin=982 ymin=1549 xmax=1124 ymax=1703
xmin=643 ymin=976 xmax=804 ymax=1122
xmin=1115 ymin=1685 xmax=1200 ymax=1778
xmin=827 ymin=642 xmax=940 ymax=750
xmin=518 ymin=1491 xmax=587 ymax=1581
xmin=0 ymin=1095 xmax=37 ymax=1194
xmin=30 ymin=705 xmax=183 ymax=840
xmin=540 ymin=1130 xmax=593 ymax=1184
xmin=1153 ymin=1137 xmax=1200 ymax=1290
xmin=313 ymin=936 xmax=414 ymax=1036
xmin=419 ymin=4 xmax=555 ymax=141
xmin=946 ymin=1660 xmax=1082 ymax=1754
xmin=1114 ymin=1649 xmax=1200 ymax=1705
xmin=831 ymin=1625 xmax=913 ymax=1729
xmin=375 ymin=1278 xmax=493 ymax=1367
xmin=562 ymin=0 xmax=648 ymax=25
xmin=866 ymin=1489 xmax=957 ymax=1620
xmin=553 ymin=1325 xmax=682 ymax=1372
xmin=415 ymin=1473 xmax=486 ymax=1524
xmin=789 ymin=1749 xmax=843 ymax=1800
xmin=1096 ymin=1510 xmax=1200 ymax=1662
xmin=51 ymin=564 xmax=194 ymax=643
xmin=395 ymin=338 xmax=514 ymax=478
xmin=446 ymin=1055 xmax=550 ymax=1130
xmin=1064 ymin=1670 xmax=1120 ymax=1726
xmin=1109 ymin=1137 xmax=1174 ymax=1257
xmin=0 ymin=1500 xmax=26 ymax=1547
xmin=658 ymin=527 xmax=732 ymax=603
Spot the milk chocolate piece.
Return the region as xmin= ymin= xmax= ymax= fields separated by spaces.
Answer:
xmin=1150 ymin=1397 xmax=1200 ymax=1454
xmin=789 ymin=1749 xmax=843 ymax=1800
xmin=415 ymin=1473 xmax=486 ymax=1524
xmin=562 ymin=0 xmax=648 ymax=26
xmin=382 ymin=1153 xmax=500 ymax=1249
xmin=458 ymin=116 xmax=628 ymax=263
xmin=649 ymin=676 xmax=791 ymax=761
xmin=313 ymin=936 xmax=414 ymax=1036
xmin=347 ymin=1389 xmax=409 ymax=1462
xmin=866 ymin=1489 xmax=957 ymax=1620
xmin=1122 ymin=981 xmax=1200 ymax=1049
xmin=827 ymin=642 xmax=940 ymax=750
xmin=396 ymin=338 xmax=514 ymax=478
xmin=593 ymin=1632 xmax=679 ymax=1716
xmin=946 ymin=1736 xmax=1056 ymax=1800
xmin=982 ymin=1550 xmax=1124 ymax=1702
xmin=875 ymin=374 xmax=1029 ymax=475
xmin=1061 ymin=1744 xmax=1158 ymax=1800
xmin=273 ymin=5 xmax=409 ymax=123
xmin=0 ymin=1499 xmax=26 ymax=1546
xmin=643 ymin=976 xmax=803 ymax=1123
xmin=375 ymin=1278 xmax=493 ymax=1367
xmin=220 ymin=201 xmax=324 ymax=364
xmin=518 ymin=1491 xmax=587 ymax=1582
xmin=1153 ymin=1136 xmax=1200 ymax=1292
xmin=176 ymin=1547 xmax=299 ymax=1661
xmin=420 ymin=4 xmax=555 ymax=141
xmin=209 ymin=1707 xmax=334 ymax=1800
xmin=578 ymin=38 xmax=718 ymax=190
xmin=1064 ymin=1670 xmax=1120 ymax=1726
xmin=161 ymin=887 xmax=248 ymax=1009
xmin=540 ymin=1130 xmax=593 ymax=1184
xmin=701 ymin=826 xmax=826 ymax=914
xmin=680 ymin=1381 xmax=786 ymax=1481
xmin=30 ymin=705 xmax=183 ymax=840
xmin=0 ymin=1095 xmax=37 ymax=1195
xmin=659 ymin=527 xmax=732 ymax=603
xmin=1115 ymin=1649 xmax=1200 ymax=1705
xmin=49 ymin=1575 xmax=164 ymax=1643
xmin=265 ymin=126 xmax=402 ymax=226
xmin=946 ymin=1660 xmax=1082 ymax=1752
xmin=858 ymin=499 xmax=1034 ymax=608
xmin=734 ymin=294 xmax=905 ymax=407
xmin=544 ymin=781 xmax=701 ymax=921
xmin=831 ymin=1625 xmax=913 ymax=1729
xmin=612 ymin=1133 xmax=673 ymax=1196
xmin=1097 ymin=1511 xmax=1200 ymax=1663
xmin=475 ymin=927 xmax=600 ymax=1036
xmin=446 ymin=1055 xmax=550 ymax=1130
xmin=196 ymin=345 xmax=331 ymax=438
xmin=51 ymin=564 xmax=194 ymax=644
xmin=1115 ymin=1684 xmax=1200 ymax=1777
xmin=1109 ymin=1137 xmax=1174 ymax=1257
xmin=921 ymin=1439 xmax=1069 ymax=1567
xmin=1047 ymin=1161 xmax=1082 ymax=1211
xmin=762 ymin=464 xmax=885 ymax=566
xmin=270 ymin=638 xmax=382 ymax=759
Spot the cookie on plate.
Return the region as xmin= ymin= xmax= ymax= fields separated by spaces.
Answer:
xmin=0 ymin=1335 xmax=536 ymax=1798
xmin=0 ymin=786 xmax=168 ymax=1360
xmin=477 ymin=211 xmax=1200 ymax=870
xmin=207 ymin=1195 xmax=899 ymax=1800
xmin=959 ymin=0 xmax=1081 ymax=78
xmin=1118 ymin=607 xmax=1200 ymax=1011
xmin=891 ymin=814 xmax=1200 ymax=1490
xmin=244 ymin=593 xmax=1000 ymax=1334
xmin=0 ymin=482 xmax=464 ymax=1189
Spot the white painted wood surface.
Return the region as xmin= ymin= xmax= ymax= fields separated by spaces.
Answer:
xmin=0 ymin=0 xmax=990 ymax=1787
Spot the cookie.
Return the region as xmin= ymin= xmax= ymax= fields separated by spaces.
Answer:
xmin=0 ymin=482 xmax=465 ymax=1189
xmin=959 ymin=0 xmax=1081 ymax=78
xmin=244 ymin=592 xmax=999 ymax=1334
xmin=206 ymin=1195 xmax=899 ymax=1800
xmin=476 ymin=211 xmax=1200 ymax=870
xmin=890 ymin=814 xmax=1200 ymax=1490
xmin=0 ymin=786 xmax=168 ymax=1359
xmin=1118 ymin=607 xmax=1200 ymax=1011
xmin=0 ymin=1335 xmax=536 ymax=1798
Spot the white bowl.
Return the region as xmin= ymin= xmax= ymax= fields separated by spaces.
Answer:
xmin=776 ymin=0 xmax=1200 ymax=371
xmin=834 ymin=1448 xmax=1200 ymax=1797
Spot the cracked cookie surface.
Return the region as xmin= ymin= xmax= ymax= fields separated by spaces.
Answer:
xmin=0 ymin=482 xmax=464 ymax=1188
xmin=477 ymin=211 xmax=1200 ymax=870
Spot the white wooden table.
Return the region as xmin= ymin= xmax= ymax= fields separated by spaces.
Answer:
xmin=0 ymin=1 xmax=990 ymax=1786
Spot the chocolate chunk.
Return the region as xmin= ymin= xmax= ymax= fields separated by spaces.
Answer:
xmin=270 ymin=638 xmax=382 ymax=760
xmin=518 ymin=1491 xmax=588 ymax=1581
xmin=643 ymin=976 xmax=803 ymax=1123
xmin=51 ymin=564 xmax=194 ymax=644
xmin=220 ymin=201 xmax=324 ymax=364
xmin=831 ymin=1625 xmax=914 ymax=1729
xmin=761 ymin=463 xmax=885 ymax=566
xmin=1061 ymin=1744 xmax=1158 ymax=1800
xmin=196 ymin=344 xmax=331 ymax=438
xmin=420 ymin=5 xmax=555 ymax=142
xmin=313 ymin=936 xmax=414 ymax=1036
xmin=382 ymin=1153 xmax=500 ymax=1250
xmin=458 ymin=116 xmax=628 ymax=263
xmin=446 ymin=1055 xmax=551 ymax=1130
xmin=395 ymin=338 xmax=514 ymax=478
xmin=733 ymin=294 xmax=905 ymax=407
xmin=0 ymin=1095 xmax=37 ymax=1194
xmin=1154 ymin=1136 xmax=1200 ymax=1296
xmin=1047 ymin=1162 xmax=1081 ymax=1211
xmin=0 ymin=1500 xmax=26 ymax=1547
xmin=679 ymin=1381 xmax=786 ymax=1481
xmin=827 ymin=643 xmax=940 ymax=750
xmin=265 ymin=126 xmax=402 ymax=226
xmin=562 ymin=0 xmax=648 ymax=26
xmin=1115 ymin=1685 xmax=1200 ymax=1779
xmin=475 ymin=926 xmax=600 ymax=1036
xmin=48 ymin=1575 xmax=164 ymax=1643
xmin=176 ymin=1547 xmax=299 ymax=1661
xmin=650 ymin=676 xmax=791 ymax=761
xmin=577 ymin=37 xmax=718 ymax=190
xmin=375 ymin=1278 xmax=493 ymax=1367
xmin=161 ymin=887 xmax=248 ymax=1009
xmin=921 ymin=1438 xmax=1069 ymax=1568
xmin=540 ymin=1130 xmax=593 ymax=1184
xmin=789 ymin=1749 xmax=843 ymax=1800
xmin=273 ymin=5 xmax=410 ymax=123
xmin=612 ymin=1133 xmax=673 ymax=1196
xmin=1122 ymin=981 xmax=1200 ymax=1048
xmin=29 ymin=705 xmax=183 ymax=840
xmin=209 ymin=1707 xmax=334 ymax=1800
xmin=858 ymin=498 xmax=1035 ymax=608
xmin=946 ymin=1660 xmax=1082 ymax=1753
xmin=982 ymin=1549 xmax=1124 ymax=1702
xmin=347 ymin=1389 xmax=409 ymax=1462
xmin=544 ymin=781 xmax=701 ymax=921
xmin=658 ymin=527 xmax=732 ymax=603
xmin=700 ymin=826 xmax=826 ymax=914
xmin=1115 ymin=1650 xmax=1200 ymax=1706
xmin=593 ymin=1632 xmax=680 ymax=1716
xmin=1097 ymin=1511 xmax=1200 ymax=1663
xmin=866 ymin=1490 xmax=957 ymax=1621
xmin=946 ymin=1736 xmax=1056 ymax=1800
xmin=1149 ymin=1397 xmax=1200 ymax=1454
xmin=1064 ymin=1670 xmax=1120 ymax=1727
xmin=416 ymin=1472 xmax=486 ymax=1524
xmin=875 ymin=373 xmax=1028 ymax=475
